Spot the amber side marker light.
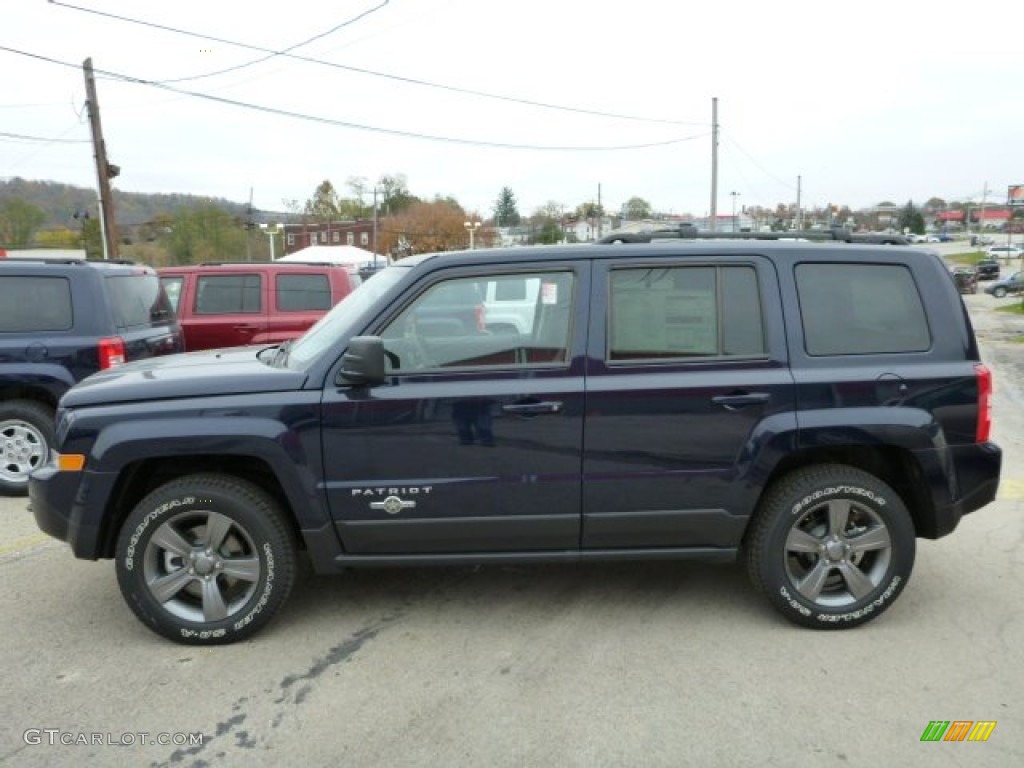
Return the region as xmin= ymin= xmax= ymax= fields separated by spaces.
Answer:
xmin=57 ymin=454 xmax=86 ymax=472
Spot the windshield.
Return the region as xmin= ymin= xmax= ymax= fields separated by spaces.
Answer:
xmin=286 ymin=265 xmax=409 ymax=368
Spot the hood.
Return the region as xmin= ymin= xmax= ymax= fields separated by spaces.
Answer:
xmin=62 ymin=346 xmax=308 ymax=407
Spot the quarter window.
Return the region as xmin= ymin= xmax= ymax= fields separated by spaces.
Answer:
xmin=0 ymin=276 xmax=72 ymax=332
xmin=276 ymin=274 xmax=332 ymax=311
xmin=195 ymin=274 xmax=262 ymax=314
xmin=608 ymin=265 xmax=765 ymax=360
xmin=796 ymin=263 xmax=930 ymax=355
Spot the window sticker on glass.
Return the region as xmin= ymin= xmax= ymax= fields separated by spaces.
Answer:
xmin=541 ymin=282 xmax=558 ymax=305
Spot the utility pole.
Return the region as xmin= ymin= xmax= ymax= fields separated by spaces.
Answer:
xmin=978 ymin=181 xmax=989 ymax=237
xmin=83 ymin=58 xmax=119 ymax=260
xmin=795 ymin=175 xmax=802 ymax=230
xmin=372 ymin=186 xmax=379 ymax=267
xmin=597 ymin=182 xmax=602 ymax=240
xmin=245 ymin=187 xmax=253 ymax=261
xmin=709 ymin=97 xmax=719 ymax=231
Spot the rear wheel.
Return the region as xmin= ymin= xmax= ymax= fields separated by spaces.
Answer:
xmin=746 ymin=464 xmax=915 ymax=629
xmin=115 ymin=474 xmax=296 ymax=644
xmin=0 ymin=400 xmax=54 ymax=496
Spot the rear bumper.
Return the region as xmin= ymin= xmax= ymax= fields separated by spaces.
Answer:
xmin=928 ymin=441 xmax=1002 ymax=539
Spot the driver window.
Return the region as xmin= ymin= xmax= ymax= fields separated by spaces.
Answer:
xmin=380 ymin=272 xmax=574 ymax=372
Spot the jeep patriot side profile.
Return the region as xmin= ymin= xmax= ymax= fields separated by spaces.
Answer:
xmin=30 ymin=242 xmax=1001 ymax=643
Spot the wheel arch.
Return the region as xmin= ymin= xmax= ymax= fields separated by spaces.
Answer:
xmin=750 ymin=444 xmax=936 ymax=541
xmin=99 ymin=455 xmax=308 ymax=559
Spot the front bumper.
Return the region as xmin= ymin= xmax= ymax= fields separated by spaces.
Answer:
xmin=29 ymin=459 xmax=116 ymax=560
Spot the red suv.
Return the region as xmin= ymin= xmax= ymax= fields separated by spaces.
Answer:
xmin=158 ymin=262 xmax=360 ymax=351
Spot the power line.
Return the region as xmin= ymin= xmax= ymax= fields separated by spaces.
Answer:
xmin=721 ymin=130 xmax=796 ymax=191
xmin=0 ymin=45 xmax=707 ymax=151
xmin=47 ymin=0 xmax=704 ymax=127
xmin=0 ymin=130 xmax=89 ymax=143
xmin=158 ymin=1 xmax=391 ymax=84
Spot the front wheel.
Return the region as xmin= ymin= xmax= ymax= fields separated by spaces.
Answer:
xmin=992 ymin=286 xmax=1007 ymax=298
xmin=115 ymin=474 xmax=296 ymax=644
xmin=745 ymin=465 xmax=915 ymax=629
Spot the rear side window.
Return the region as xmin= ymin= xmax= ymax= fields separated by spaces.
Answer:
xmin=195 ymin=274 xmax=262 ymax=314
xmin=0 ymin=276 xmax=72 ymax=332
xmin=276 ymin=274 xmax=332 ymax=311
xmin=795 ymin=263 xmax=930 ymax=355
xmin=105 ymin=274 xmax=175 ymax=328
xmin=160 ymin=276 xmax=184 ymax=313
xmin=608 ymin=265 xmax=765 ymax=360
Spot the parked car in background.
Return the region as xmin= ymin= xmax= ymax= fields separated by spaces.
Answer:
xmin=984 ymin=271 xmax=1024 ymax=298
xmin=974 ymin=259 xmax=1000 ymax=281
xmin=158 ymin=261 xmax=360 ymax=351
xmin=1 ymin=258 xmax=182 ymax=494
xmin=986 ymin=245 xmax=1023 ymax=262
xmin=950 ymin=267 xmax=978 ymax=294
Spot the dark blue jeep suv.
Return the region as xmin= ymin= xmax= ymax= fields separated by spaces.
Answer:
xmin=29 ymin=242 xmax=1001 ymax=643
xmin=1 ymin=258 xmax=182 ymax=494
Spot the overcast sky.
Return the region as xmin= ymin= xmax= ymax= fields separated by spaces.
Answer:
xmin=3 ymin=0 xmax=1022 ymax=221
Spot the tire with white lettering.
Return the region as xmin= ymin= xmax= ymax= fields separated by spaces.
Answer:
xmin=115 ymin=474 xmax=296 ymax=644
xmin=745 ymin=464 xmax=915 ymax=629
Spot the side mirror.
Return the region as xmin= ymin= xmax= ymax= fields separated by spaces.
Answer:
xmin=339 ymin=336 xmax=386 ymax=386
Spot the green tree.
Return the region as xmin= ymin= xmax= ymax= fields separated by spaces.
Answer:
xmin=534 ymin=221 xmax=563 ymax=245
xmin=163 ymin=205 xmax=247 ymax=264
xmin=576 ymin=201 xmax=604 ymax=220
xmin=304 ymin=180 xmax=340 ymax=222
xmin=621 ymin=196 xmax=651 ymax=220
xmin=493 ymin=186 xmax=521 ymax=227
xmin=81 ymin=217 xmax=102 ymax=258
xmin=377 ymin=173 xmax=417 ymax=215
xmin=0 ymin=197 xmax=47 ymax=247
xmin=897 ymin=200 xmax=925 ymax=235
xmin=924 ymin=197 xmax=947 ymax=212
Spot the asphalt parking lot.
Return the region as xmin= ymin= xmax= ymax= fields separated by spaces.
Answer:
xmin=1 ymin=285 xmax=1022 ymax=768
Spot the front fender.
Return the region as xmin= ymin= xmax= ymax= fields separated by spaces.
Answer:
xmin=86 ymin=415 xmax=329 ymax=531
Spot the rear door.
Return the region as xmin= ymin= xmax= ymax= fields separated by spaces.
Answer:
xmin=187 ymin=270 xmax=267 ymax=350
xmin=582 ymin=255 xmax=794 ymax=550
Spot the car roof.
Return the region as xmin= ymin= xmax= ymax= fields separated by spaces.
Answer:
xmin=157 ymin=261 xmax=357 ymax=273
xmin=398 ymin=241 xmax=938 ymax=270
xmin=0 ymin=258 xmax=155 ymax=275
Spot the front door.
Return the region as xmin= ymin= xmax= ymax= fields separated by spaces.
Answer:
xmin=321 ymin=264 xmax=589 ymax=555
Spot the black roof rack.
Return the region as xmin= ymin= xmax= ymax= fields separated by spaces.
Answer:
xmin=196 ymin=260 xmax=356 ymax=267
xmin=0 ymin=257 xmax=139 ymax=266
xmin=596 ymin=224 xmax=909 ymax=246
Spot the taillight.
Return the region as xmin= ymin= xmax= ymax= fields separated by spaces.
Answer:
xmin=99 ymin=336 xmax=126 ymax=369
xmin=474 ymin=304 xmax=486 ymax=332
xmin=975 ymin=363 xmax=992 ymax=443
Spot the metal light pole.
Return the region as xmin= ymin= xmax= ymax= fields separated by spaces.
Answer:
xmin=730 ymin=191 xmax=741 ymax=232
xmin=261 ymin=223 xmax=283 ymax=260
xmin=464 ymin=220 xmax=481 ymax=249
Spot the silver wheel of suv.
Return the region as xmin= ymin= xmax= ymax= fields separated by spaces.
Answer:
xmin=746 ymin=464 xmax=915 ymax=628
xmin=116 ymin=474 xmax=296 ymax=644
xmin=142 ymin=509 xmax=262 ymax=624
xmin=0 ymin=401 xmax=55 ymax=495
xmin=783 ymin=498 xmax=892 ymax=608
